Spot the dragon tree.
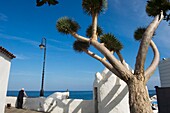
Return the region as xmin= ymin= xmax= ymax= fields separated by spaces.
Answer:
xmin=56 ymin=0 xmax=170 ymax=113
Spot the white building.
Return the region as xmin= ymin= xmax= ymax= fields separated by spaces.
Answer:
xmin=158 ymin=58 xmax=170 ymax=87
xmin=93 ymin=68 xmax=130 ymax=113
xmin=0 ymin=46 xmax=15 ymax=113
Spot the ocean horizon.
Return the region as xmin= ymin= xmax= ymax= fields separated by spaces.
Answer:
xmin=7 ymin=90 xmax=156 ymax=100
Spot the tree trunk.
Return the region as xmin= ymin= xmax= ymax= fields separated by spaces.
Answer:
xmin=134 ymin=12 xmax=164 ymax=76
xmin=128 ymin=77 xmax=152 ymax=113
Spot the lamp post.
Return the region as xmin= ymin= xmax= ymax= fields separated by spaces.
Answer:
xmin=39 ymin=37 xmax=46 ymax=97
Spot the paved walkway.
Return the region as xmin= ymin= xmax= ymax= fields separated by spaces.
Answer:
xmin=5 ymin=107 xmax=46 ymax=113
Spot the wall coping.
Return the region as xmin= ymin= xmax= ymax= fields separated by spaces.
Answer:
xmin=0 ymin=46 xmax=16 ymax=59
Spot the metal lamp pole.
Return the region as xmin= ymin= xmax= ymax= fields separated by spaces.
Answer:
xmin=39 ymin=37 xmax=46 ymax=97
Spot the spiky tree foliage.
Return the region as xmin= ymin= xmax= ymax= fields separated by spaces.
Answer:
xmin=134 ymin=27 xmax=156 ymax=41
xmin=146 ymin=0 xmax=170 ymax=21
xmin=82 ymin=0 xmax=107 ymax=15
xmin=134 ymin=27 xmax=146 ymax=41
xmin=86 ymin=25 xmax=103 ymax=38
xmin=100 ymin=33 xmax=123 ymax=52
xmin=100 ymin=33 xmax=124 ymax=63
xmin=82 ymin=0 xmax=107 ymax=41
xmin=73 ymin=40 xmax=90 ymax=53
xmin=56 ymin=17 xmax=80 ymax=34
xmin=36 ymin=0 xmax=59 ymax=6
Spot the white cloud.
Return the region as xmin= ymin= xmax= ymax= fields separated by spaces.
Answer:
xmin=0 ymin=33 xmax=39 ymax=47
xmin=0 ymin=33 xmax=72 ymax=52
xmin=48 ymin=39 xmax=62 ymax=43
xmin=48 ymin=38 xmax=73 ymax=47
xmin=0 ymin=13 xmax=8 ymax=21
xmin=48 ymin=38 xmax=73 ymax=51
xmin=14 ymin=54 xmax=30 ymax=60
xmin=110 ymin=0 xmax=149 ymax=21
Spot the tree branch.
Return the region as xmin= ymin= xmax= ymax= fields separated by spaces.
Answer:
xmin=90 ymin=39 xmax=133 ymax=82
xmin=116 ymin=51 xmax=124 ymax=63
xmin=91 ymin=13 xmax=98 ymax=40
xmin=144 ymin=40 xmax=160 ymax=83
xmin=134 ymin=11 xmax=164 ymax=80
xmin=70 ymin=32 xmax=90 ymax=42
xmin=116 ymin=51 xmax=130 ymax=69
xmin=83 ymin=49 xmax=121 ymax=78
xmin=103 ymin=51 xmax=114 ymax=61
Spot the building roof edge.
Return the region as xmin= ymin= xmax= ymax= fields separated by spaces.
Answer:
xmin=0 ymin=46 xmax=16 ymax=59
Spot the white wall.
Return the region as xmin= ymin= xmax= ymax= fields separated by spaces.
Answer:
xmin=6 ymin=97 xmax=46 ymax=111
xmin=43 ymin=92 xmax=94 ymax=113
xmin=6 ymin=96 xmax=17 ymax=107
xmin=94 ymin=68 xmax=130 ymax=113
xmin=45 ymin=99 xmax=93 ymax=113
xmin=0 ymin=53 xmax=11 ymax=113
xmin=6 ymin=96 xmax=94 ymax=113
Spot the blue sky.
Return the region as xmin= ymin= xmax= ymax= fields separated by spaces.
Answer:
xmin=0 ymin=0 xmax=169 ymax=91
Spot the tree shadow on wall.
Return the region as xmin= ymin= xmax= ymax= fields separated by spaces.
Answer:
xmin=45 ymin=98 xmax=92 ymax=113
xmin=96 ymin=71 xmax=129 ymax=113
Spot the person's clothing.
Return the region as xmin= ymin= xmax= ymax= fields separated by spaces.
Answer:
xmin=17 ymin=98 xmax=23 ymax=109
xmin=17 ymin=90 xmax=27 ymax=109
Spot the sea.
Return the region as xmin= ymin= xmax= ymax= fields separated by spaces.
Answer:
xmin=7 ymin=90 xmax=156 ymax=100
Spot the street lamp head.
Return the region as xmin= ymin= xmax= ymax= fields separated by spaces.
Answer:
xmin=39 ymin=43 xmax=45 ymax=49
xmin=39 ymin=37 xmax=46 ymax=49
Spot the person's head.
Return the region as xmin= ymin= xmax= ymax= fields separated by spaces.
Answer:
xmin=21 ymin=88 xmax=24 ymax=91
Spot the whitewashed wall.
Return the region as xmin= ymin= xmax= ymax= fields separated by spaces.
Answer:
xmin=45 ymin=99 xmax=93 ymax=113
xmin=43 ymin=92 xmax=94 ymax=113
xmin=94 ymin=68 xmax=130 ymax=113
xmin=6 ymin=96 xmax=94 ymax=113
xmin=0 ymin=53 xmax=12 ymax=113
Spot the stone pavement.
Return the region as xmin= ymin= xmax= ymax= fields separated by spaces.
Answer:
xmin=5 ymin=107 xmax=46 ymax=113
